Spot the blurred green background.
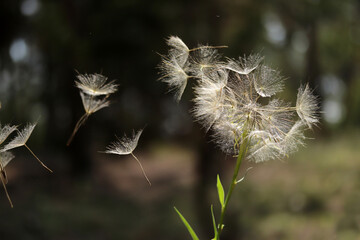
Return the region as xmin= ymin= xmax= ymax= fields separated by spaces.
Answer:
xmin=0 ymin=0 xmax=360 ymax=239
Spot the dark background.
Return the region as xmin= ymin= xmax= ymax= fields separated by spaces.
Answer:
xmin=0 ymin=0 xmax=360 ymax=239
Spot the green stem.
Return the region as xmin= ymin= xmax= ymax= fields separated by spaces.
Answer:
xmin=216 ymin=130 xmax=249 ymax=239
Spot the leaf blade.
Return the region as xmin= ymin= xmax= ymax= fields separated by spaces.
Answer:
xmin=217 ymin=174 xmax=225 ymax=208
xmin=174 ymin=207 xmax=199 ymax=240
xmin=211 ymin=205 xmax=218 ymax=240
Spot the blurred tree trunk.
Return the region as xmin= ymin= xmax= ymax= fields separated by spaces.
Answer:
xmin=42 ymin=59 xmax=92 ymax=178
xmin=305 ymin=22 xmax=329 ymax=136
xmin=305 ymin=23 xmax=320 ymax=95
xmin=61 ymin=1 xmax=92 ymax=179
xmin=195 ymin=129 xmax=220 ymax=239
xmin=39 ymin=1 xmax=93 ymax=179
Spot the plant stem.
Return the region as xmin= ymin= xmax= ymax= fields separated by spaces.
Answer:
xmin=216 ymin=129 xmax=249 ymax=239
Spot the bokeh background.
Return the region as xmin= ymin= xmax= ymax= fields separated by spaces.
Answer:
xmin=1 ymin=0 xmax=360 ymax=239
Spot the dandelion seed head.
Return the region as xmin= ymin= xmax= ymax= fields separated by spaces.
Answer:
xmin=159 ymin=37 xmax=319 ymax=162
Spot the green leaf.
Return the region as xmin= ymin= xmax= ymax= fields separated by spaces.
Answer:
xmin=174 ymin=207 xmax=199 ymax=240
xmin=211 ymin=205 xmax=218 ymax=239
xmin=217 ymin=174 xmax=225 ymax=208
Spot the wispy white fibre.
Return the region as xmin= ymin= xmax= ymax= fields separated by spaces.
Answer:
xmin=296 ymin=84 xmax=319 ymax=128
xmin=0 ymin=124 xmax=17 ymax=145
xmin=80 ymin=92 xmax=110 ymax=114
xmin=76 ymin=73 xmax=118 ymax=96
xmin=105 ymin=129 xmax=143 ymax=155
xmin=67 ymin=72 xmax=117 ymax=146
xmin=0 ymin=151 xmax=15 ymax=168
xmin=1 ymin=123 xmax=36 ymax=152
xmin=105 ymin=129 xmax=151 ymax=185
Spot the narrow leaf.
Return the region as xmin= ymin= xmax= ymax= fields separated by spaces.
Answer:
xmin=217 ymin=174 xmax=225 ymax=208
xmin=211 ymin=205 xmax=218 ymax=239
xmin=174 ymin=207 xmax=199 ymax=240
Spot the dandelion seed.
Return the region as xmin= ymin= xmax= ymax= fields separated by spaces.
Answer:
xmin=192 ymin=70 xmax=228 ymax=130
xmin=260 ymin=99 xmax=294 ymax=137
xmin=224 ymin=54 xmax=263 ymax=75
xmin=80 ymin=92 xmax=110 ymax=114
xmin=3 ymin=124 xmax=50 ymax=172
xmin=190 ymin=46 xmax=223 ymax=78
xmin=1 ymin=123 xmax=52 ymax=173
xmin=0 ymin=151 xmax=15 ymax=170
xmin=248 ymin=136 xmax=282 ymax=163
xmin=253 ymin=65 xmax=284 ymax=97
xmin=296 ymin=84 xmax=319 ymax=128
xmin=158 ymin=36 xmax=191 ymax=102
xmin=158 ymin=56 xmax=190 ymax=102
xmin=67 ymin=73 xmax=117 ymax=145
xmin=281 ymin=120 xmax=306 ymax=154
xmin=0 ymin=151 xmax=15 ymax=207
xmin=166 ymin=36 xmax=190 ymax=67
xmin=75 ymin=73 xmax=118 ymax=96
xmin=105 ymin=129 xmax=151 ymax=186
xmin=1 ymin=123 xmax=35 ymax=152
xmin=0 ymin=124 xmax=17 ymax=145
xmin=158 ymin=38 xmax=227 ymax=102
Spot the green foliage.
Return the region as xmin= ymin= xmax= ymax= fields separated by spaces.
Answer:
xmin=210 ymin=205 xmax=218 ymax=240
xmin=174 ymin=207 xmax=199 ymax=240
xmin=216 ymin=175 xmax=225 ymax=208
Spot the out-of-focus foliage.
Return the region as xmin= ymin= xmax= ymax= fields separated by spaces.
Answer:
xmin=0 ymin=132 xmax=359 ymax=239
xmin=1 ymin=0 xmax=359 ymax=134
xmin=0 ymin=0 xmax=359 ymax=239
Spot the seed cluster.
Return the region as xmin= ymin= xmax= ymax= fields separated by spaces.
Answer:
xmin=159 ymin=36 xmax=319 ymax=162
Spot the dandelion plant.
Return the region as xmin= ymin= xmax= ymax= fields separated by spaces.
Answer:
xmin=67 ymin=73 xmax=118 ymax=146
xmin=104 ymin=129 xmax=151 ymax=186
xmin=158 ymin=36 xmax=319 ymax=240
